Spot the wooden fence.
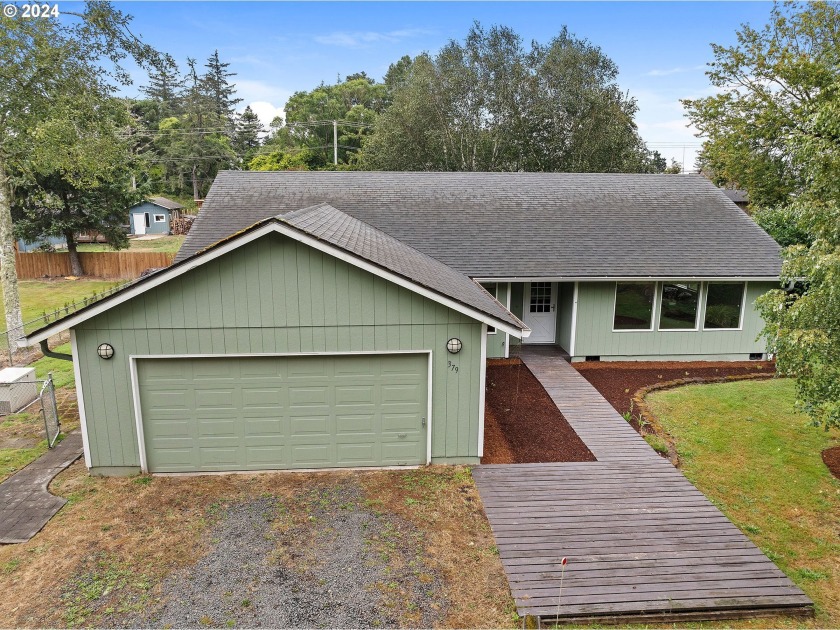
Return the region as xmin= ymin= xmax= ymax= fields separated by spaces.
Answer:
xmin=15 ymin=251 xmax=175 ymax=279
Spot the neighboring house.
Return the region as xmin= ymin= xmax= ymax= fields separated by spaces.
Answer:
xmin=23 ymin=172 xmax=781 ymax=476
xmin=721 ymin=188 xmax=749 ymax=210
xmin=129 ymin=197 xmax=183 ymax=236
xmin=16 ymin=236 xmax=66 ymax=252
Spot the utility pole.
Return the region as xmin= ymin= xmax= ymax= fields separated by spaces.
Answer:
xmin=333 ymin=120 xmax=338 ymax=166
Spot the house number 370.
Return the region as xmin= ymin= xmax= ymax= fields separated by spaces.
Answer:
xmin=447 ymin=360 xmax=459 ymax=373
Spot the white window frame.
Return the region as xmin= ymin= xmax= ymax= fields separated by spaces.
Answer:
xmin=701 ymin=281 xmax=747 ymax=331
xmin=657 ymin=281 xmax=701 ymax=332
xmin=153 ymin=213 xmax=166 ymax=223
xmin=612 ymin=281 xmax=658 ymax=333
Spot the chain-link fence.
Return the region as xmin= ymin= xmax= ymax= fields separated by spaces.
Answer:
xmin=0 ymin=280 xmax=130 ymax=367
xmin=40 ymin=374 xmax=60 ymax=447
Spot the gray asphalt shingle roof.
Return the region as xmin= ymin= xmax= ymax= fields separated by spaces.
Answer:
xmin=176 ymin=171 xmax=782 ymax=278
xmin=276 ymin=203 xmax=524 ymax=330
xmin=147 ymin=196 xmax=184 ymax=211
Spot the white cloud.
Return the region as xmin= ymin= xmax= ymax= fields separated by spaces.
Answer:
xmin=246 ymin=101 xmax=285 ymax=129
xmin=646 ymin=65 xmax=707 ymax=77
xmin=235 ymin=79 xmax=292 ymax=106
xmin=314 ymin=28 xmax=432 ymax=48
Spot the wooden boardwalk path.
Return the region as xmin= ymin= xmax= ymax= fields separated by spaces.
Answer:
xmin=473 ymin=347 xmax=813 ymax=624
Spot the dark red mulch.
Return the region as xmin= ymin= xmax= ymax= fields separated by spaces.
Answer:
xmin=822 ymin=446 xmax=840 ymax=481
xmin=572 ymin=360 xmax=776 ymax=418
xmin=482 ymin=361 xmax=596 ymax=465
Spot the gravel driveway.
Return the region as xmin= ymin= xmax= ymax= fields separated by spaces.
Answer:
xmin=112 ymin=479 xmax=444 ymax=629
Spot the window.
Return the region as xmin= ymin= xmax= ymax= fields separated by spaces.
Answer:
xmin=659 ymin=282 xmax=699 ymax=330
xmin=144 ymin=213 xmax=150 ymax=228
xmin=484 ymin=283 xmax=497 ymax=334
xmin=154 ymin=214 xmax=166 ymax=223
xmin=529 ymin=282 xmax=552 ymax=313
xmin=704 ymin=282 xmax=745 ymax=329
xmin=613 ymin=282 xmax=655 ymax=330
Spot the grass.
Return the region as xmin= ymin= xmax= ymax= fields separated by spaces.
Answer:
xmin=32 ymin=342 xmax=75 ymax=389
xmin=646 ymin=378 xmax=840 ymax=628
xmin=77 ymin=235 xmax=184 ymax=254
xmin=1 ymin=279 xmax=123 ymax=333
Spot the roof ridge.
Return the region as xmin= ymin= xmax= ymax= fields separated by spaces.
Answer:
xmin=277 ymin=202 xmax=335 ymax=221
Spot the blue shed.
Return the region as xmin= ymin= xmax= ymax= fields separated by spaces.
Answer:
xmin=129 ymin=197 xmax=183 ymax=236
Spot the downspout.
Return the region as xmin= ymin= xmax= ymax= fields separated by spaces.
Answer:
xmin=40 ymin=340 xmax=72 ymax=362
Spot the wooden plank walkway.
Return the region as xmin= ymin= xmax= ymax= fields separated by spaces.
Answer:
xmin=473 ymin=347 xmax=813 ymax=624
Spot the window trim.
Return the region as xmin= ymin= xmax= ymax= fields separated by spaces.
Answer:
xmin=153 ymin=213 xmax=166 ymax=223
xmin=612 ymin=281 xmax=658 ymax=333
xmin=657 ymin=281 xmax=701 ymax=332
xmin=701 ymin=281 xmax=747 ymax=331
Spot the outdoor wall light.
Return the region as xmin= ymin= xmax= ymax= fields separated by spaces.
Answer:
xmin=446 ymin=338 xmax=462 ymax=354
xmin=97 ymin=343 xmax=115 ymax=360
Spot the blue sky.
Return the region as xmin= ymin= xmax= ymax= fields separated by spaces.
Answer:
xmin=106 ymin=1 xmax=773 ymax=169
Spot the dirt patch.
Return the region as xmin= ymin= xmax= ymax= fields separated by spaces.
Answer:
xmin=822 ymin=446 xmax=840 ymax=481
xmin=482 ymin=361 xmax=595 ymax=464
xmin=108 ymin=482 xmax=443 ymax=629
xmin=0 ymin=463 xmax=514 ymax=629
xmin=574 ymin=360 xmax=776 ymax=419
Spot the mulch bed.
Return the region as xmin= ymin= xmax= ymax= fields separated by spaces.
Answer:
xmin=822 ymin=446 xmax=840 ymax=481
xmin=573 ymin=360 xmax=776 ymax=418
xmin=482 ymin=361 xmax=595 ymax=464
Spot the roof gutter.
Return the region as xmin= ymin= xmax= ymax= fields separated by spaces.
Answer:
xmin=40 ymin=340 xmax=72 ymax=362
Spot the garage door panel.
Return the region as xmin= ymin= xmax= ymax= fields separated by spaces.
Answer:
xmin=290 ymin=443 xmax=333 ymax=466
xmin=246 ymin=445 xmax=287 ymax=466
xmin=139 ymin=354 xmax=427 ymax=473
xmin=290 ymin=415 xmax=331 ymax=435
xmin=334 ymin=385 xmax=375 ymax=405
xmin=336 ymin=442 xmax=377 ymax=465
xmin=382 ymin=440 xmax=423 ymax=464
xmin=198 ymin=447 xmax=240 ymax=468
xmin=243 ymin=418 xmax=286 ymax=436
xmin=382 ymin=413 xmax=422 ymax=433
xmin=336 ymin=414 xmax=375 ymax=433
xmin=288 ymin=386 xmax=330 ymax=408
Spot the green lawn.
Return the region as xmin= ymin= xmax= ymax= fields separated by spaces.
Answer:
xmin=1 ymin=279 xmax=123 ymax=333
xmin=647 ymin=379 xmax=840 ymax=627
xmin=77 ymin=235 xmax=184 ymax=254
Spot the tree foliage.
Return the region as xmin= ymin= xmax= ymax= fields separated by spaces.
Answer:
xmin=0 ymin=1 xmax=165 ymax=336
xmin=688 ymin=2 xmax=840 ymax=429
xmin=362 ymin=23 xmax=656 ymax=172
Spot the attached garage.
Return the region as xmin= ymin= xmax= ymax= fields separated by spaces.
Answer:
xmin=136 ymin=354 xmax=429 ymax=473
xmin=25 ymin=202 xmax=527 ymax=476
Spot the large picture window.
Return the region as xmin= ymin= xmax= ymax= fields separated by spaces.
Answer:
xmin=703 ymin=282 xmax=745 ymax=329
xmin=613 ymin=282 xmax=655 ymax=330
xmin=659 ymin=282 xmax=699 ymax=330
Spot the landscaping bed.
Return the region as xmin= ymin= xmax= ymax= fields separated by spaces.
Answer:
xmin=482 ymin=360 xmax=595 ymax=464
xmin=573 ymin=359 xmax=776 ymax=418
xmin=823 ymin=445 xmax=840 ymax=481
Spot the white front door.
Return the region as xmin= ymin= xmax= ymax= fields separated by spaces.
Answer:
xmin=133 ymin=213 xmax=146 ymax=235
xmin=522 ymin=282 xmax=557 ymax=343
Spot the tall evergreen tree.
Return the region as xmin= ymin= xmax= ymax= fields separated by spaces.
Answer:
xmin=203 ymin=50 xmax=242 ymax=122
xmin=141 ymin=59 xmax=183 ymax=116
xmin=235 ymin=106 xmax=264 ymax=162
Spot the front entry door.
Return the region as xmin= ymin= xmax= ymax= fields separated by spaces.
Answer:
xmin=522 ymin=282 xmax=557 ymax=343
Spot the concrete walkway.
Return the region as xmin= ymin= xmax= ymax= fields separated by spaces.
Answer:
xmin=0 ymin=432 xmax=83 ymax=544
xmin=473 ymin=347 xmax=813 ymax=624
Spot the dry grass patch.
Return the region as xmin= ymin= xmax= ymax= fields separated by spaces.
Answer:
xmin=0 ymin=464 xmax=514 ymax=628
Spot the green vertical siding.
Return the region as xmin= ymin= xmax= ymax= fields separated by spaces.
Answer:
xmin=482 ymin=282 xmax=509 ymax=358
xmin=75 ymin=232 xmax=483 ymax=472
xmin=555 ymin=282 xmax=575 ymax=353
xmin=509 ymin=283 xmax=524 ymax=348
xmin=572 ymin=281 xmax=776 ymax=360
